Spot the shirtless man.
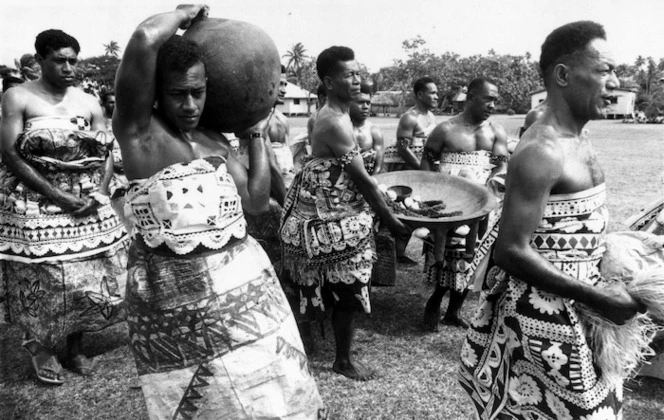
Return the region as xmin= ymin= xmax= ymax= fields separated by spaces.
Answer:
xmin=386 ymin=76 xmax=438 ymax=264
xmin=421 ymin=77 xmax=508 ymax=331
xmin=113 ymin=6 xmax=326 ymax=418
xmin=349 ymin=81 xmax=384 ymax=174
xmin=459 ymin=21 xmax=644 ymax=419
xmin=264 ymin=65 xmax=291 ymax=195
xmin=388 ymin=76 xmax=438 ymax=171
xmin=267 ymin=64 xmax=289 ymax=145
xmin=0 ymin=29 xmax=126 ymax=384
xmin=281 ymin=46 xmax=409 ymax=380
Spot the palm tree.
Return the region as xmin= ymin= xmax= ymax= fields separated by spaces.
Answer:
xmin=283 ymin=42 xmax=308 ymax=84
xmin=103 ymin=41 xmax=120 ymax=58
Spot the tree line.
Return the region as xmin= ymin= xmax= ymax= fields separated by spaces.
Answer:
xmin=1 ymin=37 xmax=662 ymax=118
xmin=285 ymin=37 xmax=664 ymax=116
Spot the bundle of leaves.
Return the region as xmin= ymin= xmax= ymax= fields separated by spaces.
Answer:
xmin=576 ymin=269 xmax=664 ymax=388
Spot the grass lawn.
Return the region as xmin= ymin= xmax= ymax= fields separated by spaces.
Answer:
xmin=1 ymin=116 xmax=663 ymax=419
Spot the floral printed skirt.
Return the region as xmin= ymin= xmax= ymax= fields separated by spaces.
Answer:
xmin=4 ymin=242 xmax=128 ymax=349
xmin=458 ymin=274 xmax=622 ymax=420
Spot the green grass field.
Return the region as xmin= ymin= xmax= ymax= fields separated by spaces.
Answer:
xmin=1 ymin=116 xmax=663 ymax=419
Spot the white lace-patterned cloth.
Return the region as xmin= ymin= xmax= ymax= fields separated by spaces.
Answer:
xmin=124 ymin=157 xmax=247 ymax=255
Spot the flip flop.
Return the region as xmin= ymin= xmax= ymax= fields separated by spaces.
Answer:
xmin=21 ymin=337 xmax=64 ymax=385
xmin=67 ymin=354 xmax=96 ymax=376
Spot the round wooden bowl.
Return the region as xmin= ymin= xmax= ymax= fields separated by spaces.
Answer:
xmin=373 ymin=170 xmax=498 ymax=229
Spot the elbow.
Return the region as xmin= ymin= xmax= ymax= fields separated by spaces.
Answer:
xmin=131 ymin=25 xmax=161 ymax=50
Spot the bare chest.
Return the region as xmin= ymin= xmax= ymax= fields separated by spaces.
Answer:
xmin=24 ymin=92 xmax=91 ymax=121
xmin=555 ymin=140 xmax=605 ymax=193
xmin=445 ymin=125 xmax=495 ymax=153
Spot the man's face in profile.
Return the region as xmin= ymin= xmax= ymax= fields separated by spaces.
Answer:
xmin=277 ymin=73 xmax=287 ymax=104
xmin=566 ymin=38 xmax=619 ymax=121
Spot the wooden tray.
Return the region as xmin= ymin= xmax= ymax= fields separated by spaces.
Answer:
xmin=373 ymin=170 xmax=498 ymax=229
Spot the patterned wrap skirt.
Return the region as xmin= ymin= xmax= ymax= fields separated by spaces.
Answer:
xmin=125 ymin=236 xmax=326 ymax=420
xmin=459 ymin=184 xmax=623 ymax=420
xmin=4 ymin=242 xmax=128 ymax=348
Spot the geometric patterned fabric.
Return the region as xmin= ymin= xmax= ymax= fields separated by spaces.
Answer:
xmin=0 ymin=115 xmax=128 ymax=340
xmin=124 ymin=157 xmax=246 ymax=255
xmin=424 ymin=150 xmax=502 ymax=291
xmin=0 ymin=116 xmax=127 ymax=262
xmin=124 ymin=159 xmax=326 ymax=419
xmin=280 ymin=150 xmax=376 ymax=318
xmin=459 ymin=183 xmax=623 ymax=420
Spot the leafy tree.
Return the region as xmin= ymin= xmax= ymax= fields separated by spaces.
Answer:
xmin=373 ymin=37 xmax=541 ymax=114
xmin=77 ymin=55 xmax=121 ymax=89
xmin=103 ymin=41 xmax=120 ymax=58
xmin=283 ymin=42 xmax=308 ymax=87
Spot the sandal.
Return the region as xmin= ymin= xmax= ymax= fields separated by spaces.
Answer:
xmin=67 ymin=354 xmax=95 ymax=376
xmin=21 ymin=336 xmax=64 ymax=385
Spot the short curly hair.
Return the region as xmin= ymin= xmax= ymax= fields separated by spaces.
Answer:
xmin=155 ymin=35 xmax=205 ymax=94
xmin=413 ymin=76 xmax=436 ymax=95
xmin=539 ymin=21 xmax=606 ymax=80
xmin=35 ymin=29 xmax=80 ymax=58
xmin=316 ymin=46 xmax=354 ymax=81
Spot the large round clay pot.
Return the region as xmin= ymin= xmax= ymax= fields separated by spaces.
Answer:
xmin=183 ymin=17 xmax=280 ymax=133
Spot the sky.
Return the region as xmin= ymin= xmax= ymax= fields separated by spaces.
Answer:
xmin=1 ymin=0 xmax=663 ymax=73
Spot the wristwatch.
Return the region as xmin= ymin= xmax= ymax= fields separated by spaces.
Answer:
xmin=248 ymin=132 xmax=263 ymax=139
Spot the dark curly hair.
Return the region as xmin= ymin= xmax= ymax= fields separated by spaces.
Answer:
xmin=155 ymin=35 xmax=205 ymax=94
xmin=467 ymin=77 xmax=497 ymax=98
xmin=316 ymin=46 xmax=354 ymax=81
xmin=413 ymin=76 xmax=436 ymax=95
xmin=539 ymin=21 xmax=606 ymax=81
xmin=35 ymin=29 xmax=80 ymax=58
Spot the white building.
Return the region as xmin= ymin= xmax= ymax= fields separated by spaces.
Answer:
xmin=530 ymin=87 xmax=636 ymax=118
xmin=276 ymin=82 xmax=315 ymax=116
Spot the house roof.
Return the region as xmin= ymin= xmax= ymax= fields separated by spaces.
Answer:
xmin=284 ymin=82 xmax=314 ymax=99
xmin=371 ymin=92 xmax=397 ymax=106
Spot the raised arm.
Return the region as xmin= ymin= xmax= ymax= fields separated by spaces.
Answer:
xmin=112 ymin=5 xmax=208 ymax=142
xmin=395 ymin=113 xmax=421 ymax=169
xmin=494 ymin=139 xmax=641 ymax=324
xmin=371 ymin=125 xmax=385 ymax=174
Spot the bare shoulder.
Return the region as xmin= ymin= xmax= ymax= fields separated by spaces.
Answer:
xmin=397 ymin=109 xmax=418 ymax=128
xmin=430 ymin=118 xmax=454 ymax=137
xmin=0 ymin=84 xmax=29 ymax=107
xmin=314 ymin=109 xmax=354 ymax=144
xmin=369 ymin=122 xmax=383 ymax=138
xmin=511 ymin=125 xmax=565 ymax=175
xmin=488 ymin=119 xmax=508 ymax=140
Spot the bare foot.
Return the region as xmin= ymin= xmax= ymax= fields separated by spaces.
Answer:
xmin=441 ymin=315 xmax=470 ymax=329
xmin=423 ymin=298 xmax=441 ymax=332
xmin=66 ymin=354 xmax=95 ymax=376
xmin=333 ymin=358 xmax=376 ymax=381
